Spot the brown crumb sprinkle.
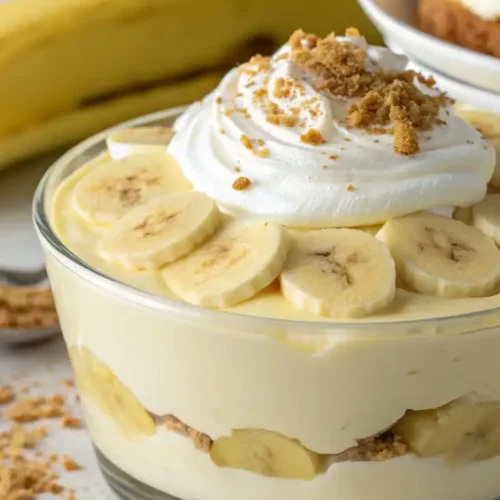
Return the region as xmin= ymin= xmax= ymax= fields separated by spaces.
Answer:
xmin=330 ymin=431 xmax=407 ymax=463
xmin=253 ymin=149 xmax=270 ymax=158
xmin=393 ymin=121 xmax=420 ymax=155
xmin=0 ymin=285 xmax=58 ymax=330
xmin=0 ymin=387 xmax=84 ymax=499
xmin=300 ymin=129 xmax=325 ymax=145
xmin=347 ymin=184 xmax=356 ymax=192
xmin=62 ymin=455 xmax=82 ymax=472
xmin=165 ymin=415 xmax=212 ymax=452
xmin=232 ymin=177 xmax=252 ymax=191
xmin=215 ymin=97 xmax=222 ymax=104
xmin=289 ymin=29 xmax=451 ymax=155
xmin=0 ymin=386 xmax=14 ymax=405
xmin=329 ymin=155 xmax=338 ymax=160
xmin=61 ymin=416 xmax=81 ymax=429
xmin=240 ymin=134 xmax=253 ymax=149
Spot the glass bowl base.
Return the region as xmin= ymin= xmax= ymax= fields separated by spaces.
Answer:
xmin=95 ymin=446 xmax=181 ymax=500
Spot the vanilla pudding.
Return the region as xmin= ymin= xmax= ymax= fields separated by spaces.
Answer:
xmin=36 ymin=30 xmax=500 ymax=500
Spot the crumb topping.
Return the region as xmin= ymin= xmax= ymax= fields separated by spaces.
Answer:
xmin=240 ymin=135 xmax=253 ymax=149
xmin=300 ymin=129 xmax=325 ymax=145
xmin=289 ymin=29 xmax=452 ymax=155
xmin=165 ymin=415 xmax=212 ymax=452
xmin=232 ymin=177 xmax=252 ymax=191
xmin=0 ymin=386 xmax=83 ymax=499
xmin=330 ymin=431 xmax=407 ymax=463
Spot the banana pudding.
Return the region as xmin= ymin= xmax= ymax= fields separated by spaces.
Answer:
xmin=35 ymin=30 xmax=500 ymax=500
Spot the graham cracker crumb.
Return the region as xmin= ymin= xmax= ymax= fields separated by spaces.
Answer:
xmin=394 ymin=121 xmax=420 ymax=155
xmin=232 ymin=177 xmax=252 ymax=191
xmin=62 ymin=456 xmax=81 ymax=472
xmin=322 ymin=165 xmax=328 ymax=169
xmin=330 ymin=431 xmax=407 ymax=463
xmin=0 ymin=285 xmax=58 ymax=330
xmin=253 ymin=149 xmax=270 ymax=158
xmin=165 ymin=415 xmax=212 ymax=452
xmin=347 ymin=184 xmax=355 ymax=192
xmin=0 ymin=387 xmax=14 ymax=405
xmin=289 ymin=30 xmax=451 ymax=155
xmin=220 ymin=129 xmax=225 ymax=135
xmin=240 ymin=135 xmax=253 ymax=149
xmin=61 ymin=417 xmax=81 ymax=429
xmin=5 ymin=395 xmax=65 ymax=423
xmin=300 ymin=129 xmax=325 ymax=145
xmin=329 ymin=155 xmax=338 ymax=160
xmin=234 ymin=167 xmax=241 ymax=172
xmin=257 ymin=139 xmax=265 ymax=146
xmin=62 ymin=380 xmax=75 ymax=389
xmin=215 ymin=97 xmax=222 ymax=104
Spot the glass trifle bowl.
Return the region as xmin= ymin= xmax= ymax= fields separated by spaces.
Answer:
xmin=34 ymin=30 xmax=500 ymax=500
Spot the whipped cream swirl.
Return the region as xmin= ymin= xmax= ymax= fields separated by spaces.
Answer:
xmin=168 ymin=36 xmax=495 ymax=227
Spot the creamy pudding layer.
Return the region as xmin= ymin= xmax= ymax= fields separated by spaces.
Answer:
xmin=84 ymin=400 xmax=500 ymax=500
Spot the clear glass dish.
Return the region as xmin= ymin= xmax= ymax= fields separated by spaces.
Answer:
xmin=34 ymin=107 xmax=500 ymax=500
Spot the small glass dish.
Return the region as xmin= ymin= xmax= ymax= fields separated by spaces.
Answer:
xmin=34 ymin=106 xmax=500 ymax=500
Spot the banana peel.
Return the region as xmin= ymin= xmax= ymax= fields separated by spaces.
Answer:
xmin=0 ymin=0 xmax=381 ymax=169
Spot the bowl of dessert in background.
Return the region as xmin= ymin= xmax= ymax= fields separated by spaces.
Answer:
xmin=357 ymin=0 xmax=500 ymax=93
xmin=34 ymin=29 xmax=500 ymax=500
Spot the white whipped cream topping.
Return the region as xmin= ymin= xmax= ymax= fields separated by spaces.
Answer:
xmin=458 ymin=0 xmax=500 ymax=20
xmin=168 ymin=36 xmax=495 ymax=228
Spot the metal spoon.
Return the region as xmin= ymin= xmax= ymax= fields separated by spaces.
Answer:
xmin=0 ymin=267 xmax=60 ymax=345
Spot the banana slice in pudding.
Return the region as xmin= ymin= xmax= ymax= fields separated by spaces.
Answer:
xmin=163 ymin=220 xmax=290 ymax=307
xmin=395 ymin=401 xmax=500 ymax=462
xmin=106 ymin=126 xmax=175 ymax=160
xmin=69 ymin=347 xmax=156 ymax=439
xmin=280 ymin=229 xmax=396 ymax=318
xmin=210 ymin=429 xmax=323 ymax=480
xmin=377 ymin=213 xmax=500 ymax=298
xmin=72 ymin=153 xmax=191 ymax=227
xmin=99 ymin=192 xmax=221 ymax=270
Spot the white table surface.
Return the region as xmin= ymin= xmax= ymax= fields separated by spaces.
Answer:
xmin=0 ymin=158 xmax=116 ymax=499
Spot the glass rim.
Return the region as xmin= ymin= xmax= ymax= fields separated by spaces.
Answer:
xmin=33 ymin=105 xmax=500 ymax=335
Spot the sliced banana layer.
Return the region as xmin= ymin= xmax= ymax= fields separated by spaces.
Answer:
xmin=455 ymin=107 xmax=500 ymax=187
xmin=163 ymin=220 xmax=290 ymax=307
xmin=473 ymin=194 xmax=500 ymax=246
xmin=395 ymin=401 xmax=500 ymax=462
xmin=99 ymin=192 xmax=221 ymax=270
xmin=377 ymin=213 xmax=500 ymax=298
xmin=69 ymin=347 xmax=156 ymax=440
xmin=210 ymin=429 xmax=323 ymax=480
xmin=72 ymin=153 xmax=192 ymax=227
xmin=106 ymin=126 xmax=175 ymax=160
xmin=280 ymin=229 xmax=396 ymax=318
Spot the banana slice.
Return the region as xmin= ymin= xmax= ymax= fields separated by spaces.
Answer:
xmin=280 ymin=229 xmax=396 ymax=318
xmin=455 ymin=107 xmax=500 ymax=187
xmin=210 ymin=429 xmax=323 ymax=480
xmin=69 ymin=347 xmax=156 ymax=440
xmin=472 ymin=194 xmax=500 ymax=246
xmin=163 ymin=220 xmax=290 ymax=307
xmin=99 ymin=192 xmax=221 ymax=270
xmin=395 ymin=401 xmax=500 ymax=462
xmin=377 ymin=213 xmax=500 ymax=298
xmin=106 ymin=126 xmax=175 ymax=160
xmin=72 ymin=153 xmax=192 ymax=227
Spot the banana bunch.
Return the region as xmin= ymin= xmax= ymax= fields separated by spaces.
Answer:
xmin=0 ymin=0 xmax=381 ymax=169
xmin=395 ymin=400 xmax=500 ymax=462
xmin=210 ymin=429 xmax=324 ymax=480
xmin=69 ymin=346 xmax=156 ymax=439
